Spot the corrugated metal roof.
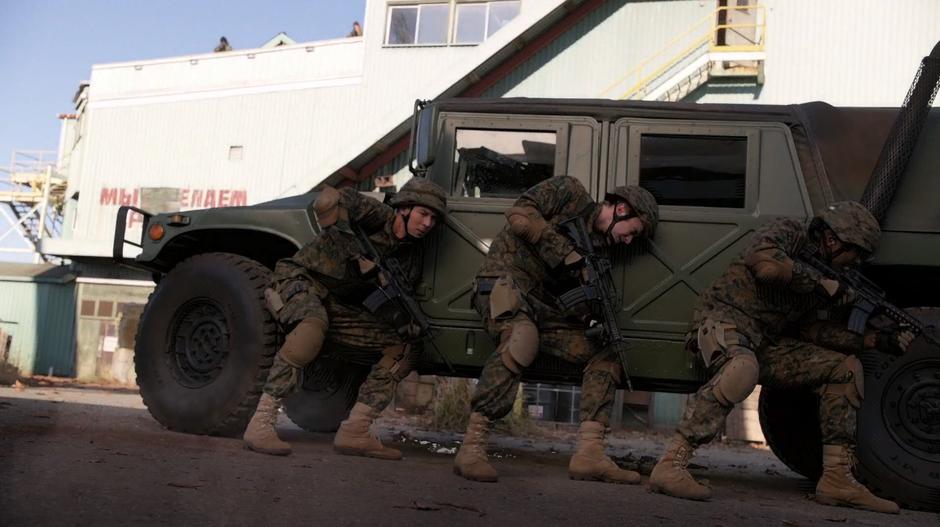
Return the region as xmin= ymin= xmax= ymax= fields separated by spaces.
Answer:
xmin=0 ymin=263 xmax=75 ymax=283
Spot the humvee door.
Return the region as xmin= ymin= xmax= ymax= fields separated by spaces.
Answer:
xmin=608 ymin=118 xmax=812 ymax=340
xmin=422 ymin=113 xmax=602 ymax=366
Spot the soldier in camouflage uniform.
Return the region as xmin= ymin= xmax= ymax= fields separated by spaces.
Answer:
xmin=453 ymin=175 xmax=659 ymax=484
xmin=243 ymin=178 xmax=448 ymax=460
xmin=649 ymin=201 xmax=914 ymax=514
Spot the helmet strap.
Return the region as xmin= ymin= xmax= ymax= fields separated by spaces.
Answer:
xmin=604 ymin=202 xmax=636 ymax=244
xmin=396 ymin=207 xmax=418 ymax=241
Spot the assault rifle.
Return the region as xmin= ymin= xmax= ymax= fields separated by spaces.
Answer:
xmin=557 ymin=216 xmax=634 ymax=391
xmin=354 ymin=225 xmax=455 ymax=372
xmin=799 ymin=247 xmax=940 ymax=350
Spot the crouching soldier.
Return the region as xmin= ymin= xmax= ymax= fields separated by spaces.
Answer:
xmin=243 ymin=178 xmax=448 ymax=459
xmin=453 ymin=175 xmax=659 ymax=484
xmin=649 ymin=202 xmax=912 ymax=514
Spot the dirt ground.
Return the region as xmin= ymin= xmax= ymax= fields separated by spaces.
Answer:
xmin=1 ymin=385 xmax=936 ymax=527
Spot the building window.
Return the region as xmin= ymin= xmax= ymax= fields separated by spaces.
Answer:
xmin=386 ymin=3 xmax=450 ymax=45
xmin=386 ymin=1 xmax=520 ymax=46
xmin=455 ymin=1 xmax=521 ymax=44
xmin=228 ymin=145 xmax=243 ymax=161
xmin=453 ymin=129 xmax=556 ymax=198
xmin=638 ymin=134 xmax=747 ymax=208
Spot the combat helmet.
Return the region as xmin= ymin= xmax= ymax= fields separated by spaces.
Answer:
xmin=816 ymin=201 xmax=881 ymax=254
xmin=388 ymin=177 xmax=448 ymax=217
xmin=605 ymin=185 xmax=660 ymax=239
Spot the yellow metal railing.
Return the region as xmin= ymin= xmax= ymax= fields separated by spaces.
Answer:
xmin=600 ymin=4 xmax=766 ymax=100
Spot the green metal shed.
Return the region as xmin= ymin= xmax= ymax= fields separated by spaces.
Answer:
xmin=0 ymin=263 xmax=77 ymax=376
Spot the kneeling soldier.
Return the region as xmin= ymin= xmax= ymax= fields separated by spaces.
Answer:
xmin=649 ymin=202 xmax=911 ymax=514
xmin=453 ymin=175 xmax=659 ymax=484
xmin=243 ymin=178 xmax=448 ymax=459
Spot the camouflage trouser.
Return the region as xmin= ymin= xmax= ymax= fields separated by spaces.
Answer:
xmin=263 ymin=284 xmax=407 ymax=412
xmin=677 ymin=337 xmax=858 ymax=447
xmin=469 ymin=283 xmax=620 ymax=425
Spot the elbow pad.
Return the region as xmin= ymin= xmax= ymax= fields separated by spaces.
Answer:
xmin=506 ymin=205 xmax=548 ymax=244
xmin=314 ymin=187 xmax=346 ymax=228
xmin=746 ymin=253 xmax=793 ymax=286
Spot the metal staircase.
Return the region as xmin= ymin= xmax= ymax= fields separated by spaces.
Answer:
xmin=601 ymin=3 xmax=766 ymax=102
xmin=0 ymin=150 xmax=67 ymax=263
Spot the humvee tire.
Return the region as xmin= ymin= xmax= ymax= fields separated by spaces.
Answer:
xmin=855 ymin=307 xmax=940 ymax=511
xmin=760 ymin=307 xmax=940 ymax=511
xmin=284 ymin=358 xmax=370 ymax=433
xmin=758 ymin=386 xmax=822 ymax=480
xmin=135 ymin=253 xmax=277 ymax=436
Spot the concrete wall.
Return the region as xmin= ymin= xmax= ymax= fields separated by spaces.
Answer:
xmin=74 ymin=281 xmax=153 ymax=383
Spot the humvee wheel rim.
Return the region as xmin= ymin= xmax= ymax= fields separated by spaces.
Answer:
xmin=169 ymin=299 xmax=230 ymax=388
xmin=882 ymin=358 xmax=940 ymax=460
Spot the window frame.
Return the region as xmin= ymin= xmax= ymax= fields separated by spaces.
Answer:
xmin=452 ymin=127 xmax=561 ymax=199
xmin=612 ymin=118 xmax=760 ymax=213
xmin=436 ymin=113 xmax=574 ymax=204
xmin=384 ymin=0 xmax=520 ymax=47
xmin=384 ymin=2 xmax=451 ymax=47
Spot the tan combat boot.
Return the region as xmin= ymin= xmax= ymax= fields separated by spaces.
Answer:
xmin=243 ymin=393 xmax=292 ymax=456
xmin=815 ymin=445 xmax=899 ymax=514
xmin=453 ymin=412 xmax=498 ymax=482
xmin=568 ymin=421 xmax=641 ymax=484
xmin=333 ymin=402 xmax=402 ymax=460
xmin=648 ymin=434 xmax=711 ymax=500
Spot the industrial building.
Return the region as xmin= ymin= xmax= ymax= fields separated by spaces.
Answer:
xmin=1 ymin=0 xmax=937 ymax=433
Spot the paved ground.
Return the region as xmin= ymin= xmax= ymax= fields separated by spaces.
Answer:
xmin=1 ymin=385 xmax=936 ymax=526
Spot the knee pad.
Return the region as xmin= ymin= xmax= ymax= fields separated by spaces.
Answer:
xmin=820 ymin=355 xmax=864 ymax=409
xmin=498 ymin=319 xmax=539 ymax=374
xmin=378 ymin=344 xmax=417 ymax=381
xmin=278 ymin=317 xmax=327 ymax=368
xmin=713 ymin=352 xmax=759 ymax=406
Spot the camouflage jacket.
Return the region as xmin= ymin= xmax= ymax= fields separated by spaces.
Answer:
xmin=273 ymin=189 xmax=422 ymax=304
xmin=478 ymin=176 xmax=606 ymax=303
xmin=692 ymin=217 xmax=863 ymax=352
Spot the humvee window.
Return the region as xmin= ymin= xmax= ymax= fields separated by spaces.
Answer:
xmin=639 ymin=134 xmax=747 ymax=208
xmin=454 ymin=129 xmax=555 ymax=198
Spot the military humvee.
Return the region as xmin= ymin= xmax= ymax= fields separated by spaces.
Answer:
xmin=115 ymin=48 xmax=940 ymax=510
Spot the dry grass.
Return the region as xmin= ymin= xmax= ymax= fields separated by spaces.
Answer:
xmin=430 ymin=377 xmax=541 ymax=437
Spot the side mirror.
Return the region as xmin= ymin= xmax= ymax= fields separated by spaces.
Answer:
xmin=409 ymin=100 xmax=438 ymax=174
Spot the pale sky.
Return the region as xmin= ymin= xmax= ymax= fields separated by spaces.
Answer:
xmin=0 ymin=0 xmax=366 ymax=261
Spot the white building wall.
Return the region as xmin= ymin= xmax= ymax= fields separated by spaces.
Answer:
xmin=47 ymin=0 xmax=939 ymax=258
xmin=692 ymin=0 xmax=940 ymax=106
xmin=48 ymin=0 xmax=571 ymax=257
